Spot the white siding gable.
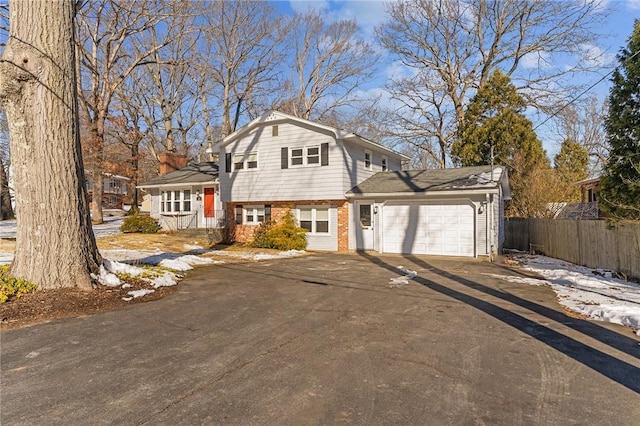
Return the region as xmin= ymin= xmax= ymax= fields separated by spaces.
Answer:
xmin=216 ymin=111 xmax=407 ymax=204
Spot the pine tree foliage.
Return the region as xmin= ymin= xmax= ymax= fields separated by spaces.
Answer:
xmin=601 ymin=20 xmax=640 ymax=220
xmin=554 ymin=138 xmax=589 ymax=202
xmin=452 ymin=71 xmax=550 ymax=216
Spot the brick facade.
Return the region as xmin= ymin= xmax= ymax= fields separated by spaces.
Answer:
xmin=227 ymin=200 xmax=350 ymax=252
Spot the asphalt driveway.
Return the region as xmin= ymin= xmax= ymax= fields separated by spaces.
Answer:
xmin=2 ymin=253 xmax=639 ymax=425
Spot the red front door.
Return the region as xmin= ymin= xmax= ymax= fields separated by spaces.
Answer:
xmin=204 ymin=188 xmax=215 ymax=217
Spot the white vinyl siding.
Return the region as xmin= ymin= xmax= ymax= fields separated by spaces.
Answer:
xmin=220 ymin=123 xmax=346 ymax=201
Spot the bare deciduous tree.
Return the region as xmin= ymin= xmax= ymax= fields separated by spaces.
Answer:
xmin=76 ymin=0 xmax=174 ymax=223
xmin=200 ymin=0 xmax=285 ymax=137
xmin=554 ymin=96 xmax=609 ymax=176
xmin=0 ymin=0 xmax=101 ymax=289
xmin=377 ymin=0 xmax=609 ymax=168
xmin=278 ymin=11 xmax=379 ymax=122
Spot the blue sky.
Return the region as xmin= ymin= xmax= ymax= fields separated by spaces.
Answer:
xmin=272 ymin=0 xmax=639 ymax=158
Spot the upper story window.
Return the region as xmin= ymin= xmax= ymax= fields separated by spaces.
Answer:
xmin=272 ymin=125 xmax=278 ymax=137
xmin=247 ymin=152 xmax=258 ymax=169
xmin=282 ymin=143 xmax=329 ymax=169
xmin=364 ymin=150 xmax=372 ymax=170
xmin=291 ymin=148 xmax=304 ymax=166
xmin=307 ymin=146 xmax=320 ymax=164
xmin=290 ymin=146 xmax=319 ymax=167
xmin=161 ymin=189 xmax=191 ymax=213
xmin=233 ymin=154 xmax=244 ymax=170
xmin=381 ymin=155 xmax=388 ymax=171
xmin=230 ymin=151 xmax=258 ymax=171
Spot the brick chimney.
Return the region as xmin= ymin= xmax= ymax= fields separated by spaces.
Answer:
xmin=159 ymin=152 xmax=188 ymax=175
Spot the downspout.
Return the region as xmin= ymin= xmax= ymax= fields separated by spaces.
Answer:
xmin=487 ymin=192 xmax=494 ymax=262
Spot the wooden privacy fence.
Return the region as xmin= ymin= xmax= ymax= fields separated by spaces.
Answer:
xmin=505 ymin=218 xmax=640 ymax=280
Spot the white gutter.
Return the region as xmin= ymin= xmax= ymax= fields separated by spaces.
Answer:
xmin=346 ymin=188 xmax=501 ymax=199
xmin=137 ymin=181 xmax=218 ymax=189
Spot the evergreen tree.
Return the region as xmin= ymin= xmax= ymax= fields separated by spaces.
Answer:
xmin=554 ymin=138 xmax=589 ymax=202
xmin=452 ymin=71 xmax=550 ymax=216
xmin=601 ymin=20 xmax=640 ymax=220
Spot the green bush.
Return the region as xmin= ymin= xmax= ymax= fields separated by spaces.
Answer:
xmin=0 ymin=265 xmax=38 ymax=304
xmin=251 ymin=212 xmax=307 ymax=251
xmin=120 ymin=214 xmax=161 ymax=234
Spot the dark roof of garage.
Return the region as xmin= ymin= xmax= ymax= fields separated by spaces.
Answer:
xmin=138 ymin=162 xmax=219 ymax=188
xmin=347 ymin=166 xmax=506 ymax=195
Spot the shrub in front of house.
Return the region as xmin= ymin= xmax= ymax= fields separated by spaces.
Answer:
xmin=120 ymin=214 xmax=161 ymax=234
xmin=0 ymin=265 xmax=38 ymax=304
xmin=251 ymin=212 xmax=307 ymax=251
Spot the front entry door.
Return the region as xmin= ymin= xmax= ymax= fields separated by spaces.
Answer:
xmin=204 ymin=188 xmax=215 ymax=217
xmin=357 ymin=203 xmax=374 ymax=250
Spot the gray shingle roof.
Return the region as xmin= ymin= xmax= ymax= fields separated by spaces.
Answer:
xmin=138 ymin=162 xmax=219 ymax=187
xmin=347 ymin=166 xmax=505 ymax=195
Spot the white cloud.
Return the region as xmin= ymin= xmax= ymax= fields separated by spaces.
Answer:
xmin=385 ymin=60 xmax=418 ymax=81
xmin=288 ymin=0 xmax=331 ymax=14
xmin=626 ymin=0 xmax=640 ymax=10
xmin=580 ymin=43 xmax=616 ymax=67
xmin=520 ymin=51 xmax=553 ymax=70
xmin=288 ymin=0 xmax=390 ymax=36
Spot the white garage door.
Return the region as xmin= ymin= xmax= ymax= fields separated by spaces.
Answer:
xmin=382 ymin=202 xmax=475 ymax=256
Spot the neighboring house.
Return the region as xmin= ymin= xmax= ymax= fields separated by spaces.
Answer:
xmin=212 ymin=110 xmax=408 ymax=252
xmin=554 ymin=177 xmax=602 ymax=219
xmin=213 ymin=110 xmax=511 ymax=257
xmin=86 ymin=173 xmax=130 ymax=210
xmin=347 ymin=166 xmax=510 ymax=257
xmin=138 ymin=160 xmax=224 ymax=231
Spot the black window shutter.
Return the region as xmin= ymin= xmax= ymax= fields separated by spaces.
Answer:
xmin=321 ymin=143 xmax=329 ymax=166
xmin=281 ymin=147 xmax=288 ymax=169
xmin=265 ymin=205 xmax=271 ymax=222
xmin=225 ymin=153 xmax=232 ymax=173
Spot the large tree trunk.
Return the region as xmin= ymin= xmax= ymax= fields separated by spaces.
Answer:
xmin=0 ymin=0 xmax=102 ymax=289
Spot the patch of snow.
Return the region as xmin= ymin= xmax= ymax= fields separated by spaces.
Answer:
xmin=502 ymin=254 xmax=640 ymax=336
xmin=103 ymin=259 xmax=146 ymax=277
xmin=126 ymin=289 xmax=155 ymax=299
xmin=390 ymin=266 xmax=417 ymax=287
xmin=0 ymin=217 xmax=123 ymax=240
xmin=91 ymin=265 xmax=121 ymax=287
xmin=159 ymin=255 xmax=214 ymax=271
xmin=205 ymin=249 xmax=306 ymax=262
xmin=151 ymin=272 xmax=177 ymax=288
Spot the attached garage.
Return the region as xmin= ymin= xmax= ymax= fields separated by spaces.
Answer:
xmin=347 ymin=166 xmax=511 ymax=258
xmin=382 ymin=202 xmax=475 ymax=256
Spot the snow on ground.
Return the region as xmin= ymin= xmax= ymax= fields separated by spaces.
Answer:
xmin=202 ymin=249 xmax=307 ymax=262
xmin=0 ymin=217 xmax=124 ymax=239
xmin=493 ymin=254 xmax=640 ymax=336
xmin=389 ymin=266 xmax=417 ymax=287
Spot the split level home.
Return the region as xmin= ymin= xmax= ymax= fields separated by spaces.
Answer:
xmin=140 ymin=111 xmax=511 ymax=257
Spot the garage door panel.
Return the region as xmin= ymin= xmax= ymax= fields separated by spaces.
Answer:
xmin=383 ymin=202 xmax=474 ymax=256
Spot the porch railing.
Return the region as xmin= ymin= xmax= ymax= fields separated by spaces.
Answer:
xmin=166 ymin=209 xmax=226 ymax=231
